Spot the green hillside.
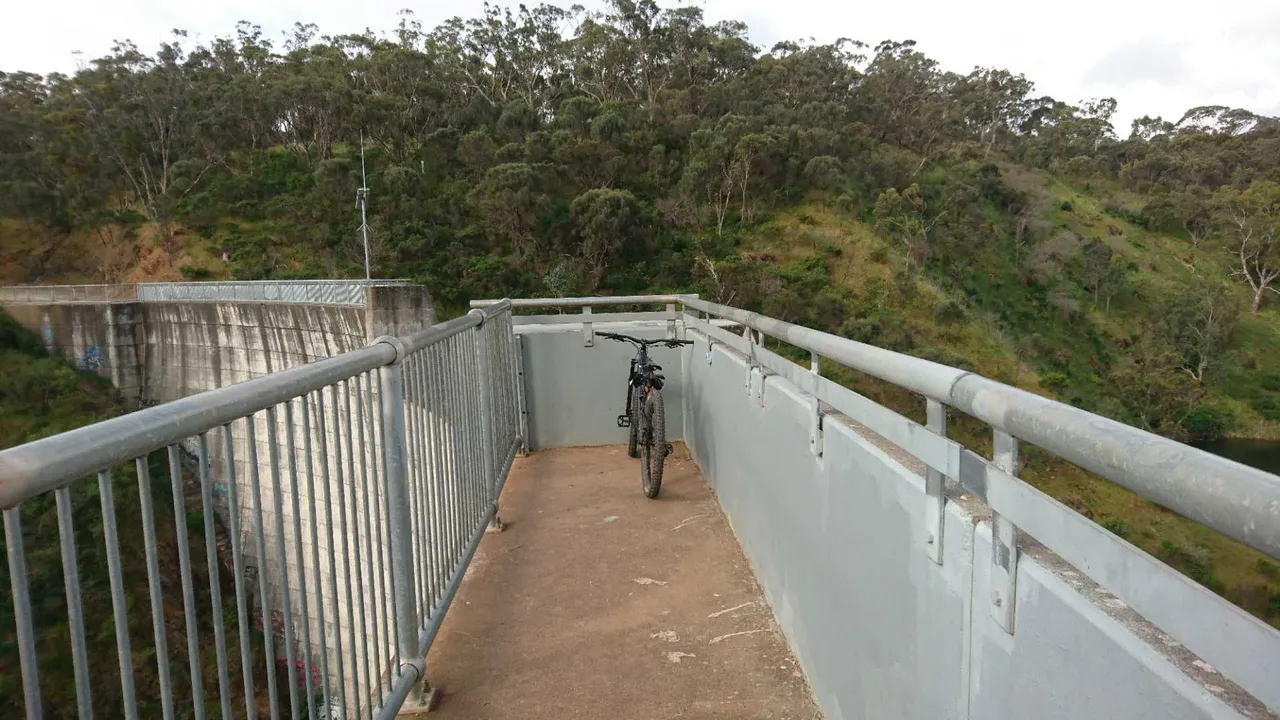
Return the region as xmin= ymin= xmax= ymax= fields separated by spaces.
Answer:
xmin=2 ymin=1 xmax=1278 ymax=626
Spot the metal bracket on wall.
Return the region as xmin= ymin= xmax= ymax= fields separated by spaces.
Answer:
xmin=808 ymin=394 xmax=824 ymax=457
xmin=990 ymin=429 xmax=1019 ymax=633
xmin=924 ymin=399 xmax=947 ymax=564
xmin=582 ymin=306 xmax=593 ymax=347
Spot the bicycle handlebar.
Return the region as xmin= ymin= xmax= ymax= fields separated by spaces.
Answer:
xmin=596 ymin=331 xmax=693 ymax=348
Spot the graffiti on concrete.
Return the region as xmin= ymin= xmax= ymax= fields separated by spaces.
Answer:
xmin=80 ymin=345 xmax=105 ymax=372
xmin=40 ymin=314 xmax=54 ymax=348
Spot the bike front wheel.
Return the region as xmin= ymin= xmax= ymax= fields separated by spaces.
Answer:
xmin=639 ymin=389 xmax=667 ymax=499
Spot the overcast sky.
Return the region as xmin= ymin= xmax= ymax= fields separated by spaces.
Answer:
xmin=2 ymin=0 xmax=1277 ymax=132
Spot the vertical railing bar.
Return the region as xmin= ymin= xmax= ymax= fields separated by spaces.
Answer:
xmin=438 ymin=339 xmax=455 ymax=604
xmin=245 ymin=417 xmax=282 ymax=720
xmin=366 ymin=370 xmax=394 ymax=693
xmin=285 ymin=400 xmax=317 ymax=720
xmin=301 ymin=396 xmax=332 ymax=719
xmin=404 ymin=356 xmax=426 ymax=625
xmin=5 ymin=506 xmax=42 ymax=720
xmin=449 ymin=335 xmax=470 ymax=564
xmin=322 ymin=385 xmax=351 ymax=717
xmin=99 ymin=468 xmax=140 ymax=720
xmin=504 ymin=314 xmax=519 ymax=453
xmin=468 ymin=333 xmax=486 ymax=531
xmin=424 ymin=343 xmax=447 ymax=611
xmin=167 ymin=445 xmax=206 ymax=720
xmin=407 ymin=356 xmax=427 ymax=620
xmin=457 ymin=333 xmax=478 ymax=541
xmin=55 ymin=486 xmax=94 ymax=720
xmin=343 ymin=380 xmax=370 ymax=717
xmin=475 ymin=318 xmax=498 ymax=523
xmin=136 ymin=455 xmax=177 ymax=720
xmin=222 ymin=424 xmax=257 ymax=720
xmin=197 ymin=433 xmax=234 ymax=720
xmin=266 ymin=406 xmax=302 ymax=720
xmin=354 ymin=375 xmax=379 ymax=706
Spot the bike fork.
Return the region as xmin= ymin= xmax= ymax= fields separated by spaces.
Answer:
xmin=617 ymin=360 xmax=637 ymax=428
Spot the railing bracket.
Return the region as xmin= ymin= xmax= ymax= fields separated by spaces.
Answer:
xmin=924 ymin=399 xmax=947 ymax=565
xmin=990 ymin=430 xmax=1019 ymax=634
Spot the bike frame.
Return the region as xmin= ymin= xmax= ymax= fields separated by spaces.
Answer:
xmin=597 ymin=331 xmax=689 ymax=426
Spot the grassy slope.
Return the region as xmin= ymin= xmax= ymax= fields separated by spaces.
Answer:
xmin=740 ymin=190 xmax=1280 ymax=629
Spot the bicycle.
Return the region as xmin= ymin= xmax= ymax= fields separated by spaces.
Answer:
xmin=597 ymin=331 xmax=693 ymax=498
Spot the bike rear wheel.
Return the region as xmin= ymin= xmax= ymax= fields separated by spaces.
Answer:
xmin=640 ymin=389 xmax=666 ymax=498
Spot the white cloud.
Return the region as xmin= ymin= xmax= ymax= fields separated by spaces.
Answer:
xmin=2 ymin=0 xmax=1277 ymax=131
xmin=1083 ymin=37 xmax=1189 ymax=88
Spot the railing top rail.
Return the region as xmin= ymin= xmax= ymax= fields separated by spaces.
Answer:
xmin=137 ymin=279 xmax=412 ymax=286
xmin=1 ymin=279 xmax=415 ymax=306
xmin=673 ymin=296 xmax=1280 ymax=560
xmin=471 ymin=294 xmax=692 ymax=309
xmin=0 ymin=299 xmax=517 ymax=507
xmin=0 ymin=344 xmax=395 ymax=508
xmin=478 ymin=293 xmax=1280 ymax=560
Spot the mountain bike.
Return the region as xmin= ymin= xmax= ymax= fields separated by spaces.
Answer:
xmin=597 ymin=331 xmax=693 ymax=498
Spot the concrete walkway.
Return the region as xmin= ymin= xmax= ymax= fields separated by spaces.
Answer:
xmin=421 ymin=445 xmax=820 ymax=719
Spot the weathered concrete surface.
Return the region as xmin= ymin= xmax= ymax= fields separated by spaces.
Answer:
xmin=422 ymin=444 xmax=820 ymax=719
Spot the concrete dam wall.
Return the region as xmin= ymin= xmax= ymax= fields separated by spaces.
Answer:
xmin=2 ymin=281 xmax=436 ymax=708
xmin=2 ymin=282 xmax=435 ymax=406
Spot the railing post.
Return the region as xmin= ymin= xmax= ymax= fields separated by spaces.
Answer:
xmin=924 ymin=399 xmax=947 ymax=564
xmin=375 ymin=337 xmax=423 ymax=679
xmin=513 ymin=333 xmax=529 ymax=455
xmin=666 ymin=302 xmax=677 ymax=339
xmin=470 ymin=311 xmax=503 ymax=531
xmin=582 ymin=305 xmax=593 ymax=347
xmin=990 ymin=429 xmax=1019 ymax=633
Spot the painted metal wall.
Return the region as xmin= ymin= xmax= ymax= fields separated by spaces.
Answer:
xmin=678 ymin=329 xmax=1266 ymax=720
xmin=516 ymin=320 xmax=686 ymax=450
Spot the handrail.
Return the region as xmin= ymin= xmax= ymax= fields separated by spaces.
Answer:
xmin=469 ymin=292 xmax=1280 ymax=560
xmin=0 ymin=345 xmax=396 ymax=508
xmin=470 ymin=294 xmax=690 ymax=309
xmin=0 ymin=299 xmax=517 ymax=508
xmin=0 ymin=279 xmax=414 ymax=306
xmin=676 ymin=296 xmax=1280 ymax=561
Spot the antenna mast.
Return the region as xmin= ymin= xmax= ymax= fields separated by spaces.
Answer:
xmin=357 ymin=130 xmax=371 ymax=280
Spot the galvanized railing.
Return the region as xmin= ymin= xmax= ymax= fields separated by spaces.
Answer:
xmin=0 ymin=280 xmax=412 ymax=306
xmin=0 ymin=302 xmax=521 ymax=720
xmin=0 ymin=284 xmax=139 ymax=303
xmin=473 ymin=293 xmax=1280 ymax=709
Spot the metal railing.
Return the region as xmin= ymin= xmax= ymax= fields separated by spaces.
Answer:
xmin=0 ymin=280 xmax=412 ymax=307
xmin=475 ymin=294 xmax=1280 ymax=562
xmin=0 ymin=302 xmax=521 ymax=720
xmin=473 ymin=293 xmax=1280 ymax=709
xmin=0 ymin=284 xmax=138 ymax=304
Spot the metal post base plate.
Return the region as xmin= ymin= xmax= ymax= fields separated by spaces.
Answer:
xmin=396 ymin=683 xmax=442 ymax=716
xmin=486 ymin=514 xmax=506 ymax=534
